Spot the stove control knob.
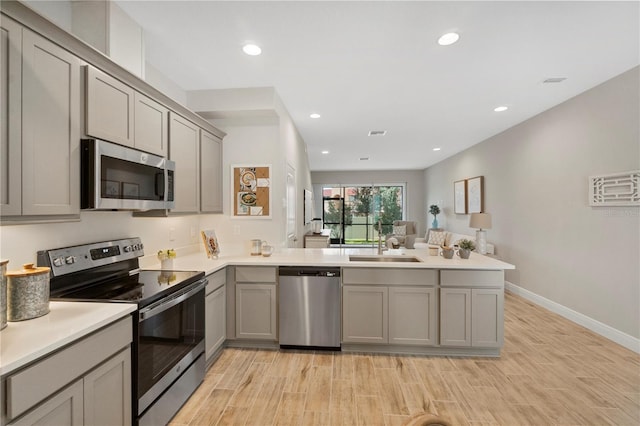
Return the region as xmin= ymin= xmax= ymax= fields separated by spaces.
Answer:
xmin=124 ymin=245 xmax=132 ymax=253
xmin=139 ymin=243 xmax=144 ymax=250
xmin=53 ymin=257 xmax=64 ymax=267
xmin=65 ymin=256 xmax=76 ymax=265
xmin=132 ymin=244 xmax=139 ymax=251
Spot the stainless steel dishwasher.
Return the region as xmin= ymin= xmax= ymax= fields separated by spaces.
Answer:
xmin=278 ymin=266 xmax=341 ymax=350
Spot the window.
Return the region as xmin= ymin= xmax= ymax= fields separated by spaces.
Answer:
xmin=322 ymin=184 xmax=405 ymax=246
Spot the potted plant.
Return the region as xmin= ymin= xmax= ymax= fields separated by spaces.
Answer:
xmin=457 ymin=239 xmax=476 ymax=259
xmin=429 ymin=204 xmax=441 ymax=229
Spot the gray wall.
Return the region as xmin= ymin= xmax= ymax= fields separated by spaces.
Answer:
xmin=311 ymin=170 xmax=426 ymax=237
xmin=424 ymin=67 xmax=640 ymax=339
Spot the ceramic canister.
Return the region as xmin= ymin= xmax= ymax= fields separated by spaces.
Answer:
xmin=6 ymin=263 xmax=51 ymax=322
xmin=0 ymin=259 xmax=8 ymax=330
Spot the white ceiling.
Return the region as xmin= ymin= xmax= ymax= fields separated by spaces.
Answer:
xmin=115 ymin=1 xmax=639 ymax=172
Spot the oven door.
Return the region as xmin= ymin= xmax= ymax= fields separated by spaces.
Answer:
xmin=136 ymin=279 xmax=206 ymax=416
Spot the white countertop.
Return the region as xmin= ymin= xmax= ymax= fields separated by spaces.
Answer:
xmin=0 ymin=302 xmax=135 ymax=376
xmin=150 ymin=247 xmax=515 ymax=276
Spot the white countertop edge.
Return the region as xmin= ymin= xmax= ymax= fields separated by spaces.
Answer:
xmin=0 ymin=302 xmax=136 ymax=376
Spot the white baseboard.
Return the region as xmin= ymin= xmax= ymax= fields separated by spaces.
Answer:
xmin=505 ymin=281 xmax=640 ymax=354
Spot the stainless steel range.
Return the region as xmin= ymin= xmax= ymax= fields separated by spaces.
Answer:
xmin=37 ymin=237 xmax=206 ymax=426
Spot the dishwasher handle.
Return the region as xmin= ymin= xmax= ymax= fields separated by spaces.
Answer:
xmin=278 ymin=266 xmax=340 ymax=278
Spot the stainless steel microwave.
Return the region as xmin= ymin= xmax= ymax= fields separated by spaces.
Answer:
xmin=81 ymin=139 xmax=175 ymax=210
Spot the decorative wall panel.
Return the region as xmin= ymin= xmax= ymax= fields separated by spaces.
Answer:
xmin=589 ymin=171 xmax=640 ymax=206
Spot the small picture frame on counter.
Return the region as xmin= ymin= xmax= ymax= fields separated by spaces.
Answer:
xmin=201 ymin=229 xmax=220 ymax=258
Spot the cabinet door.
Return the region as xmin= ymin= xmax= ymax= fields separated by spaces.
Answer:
xmin=83 ymin=347 xmax=132 ymax=426
xmin=85 ymin=65 xmax=134 ymax=147
xmin=389 ymin=287 xmax=437 ymax=346
xmin=200 ymin=129 xmax=223 ymax=213
xmin=169 ymin=112 xmax=200 ymax=213
xmin=342 ymin=286 xmax=388 ymax=344
xmin=8 ymin=380 xmax=83 ymax=426
xmin=235 ymin=283 xmax=276 ymax=340
xmin=206 ymin=285 xmax=226 ymax=360
xmin=0 ymin=17 xmax=22 ymax=216
xmin=134 ymin=92 xmax=168 ymax=156
xmin=471 ymin=289 xmax=504 ymax=348
xmin=22 ymin=29 xmax=80 ymax=216
xmin=440 ymin=288 xmax=471 ymax=347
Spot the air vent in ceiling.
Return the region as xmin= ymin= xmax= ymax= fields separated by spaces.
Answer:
xmin=543 ymin=77 xmax=567 ymax=83
xmin=360 ymin=157 xmax=369 ymax=161
xmin=368 ymin=130 xmax=387 ymax=136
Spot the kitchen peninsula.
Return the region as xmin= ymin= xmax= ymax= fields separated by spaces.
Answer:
xmin=155 ymin=247 xmax=515 ymax=359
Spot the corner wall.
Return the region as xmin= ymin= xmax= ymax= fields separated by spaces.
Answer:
xmin=424 ymin=67 xmax=640 ymax=344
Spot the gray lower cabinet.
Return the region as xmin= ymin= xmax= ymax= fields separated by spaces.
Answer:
xmin=205 ymin=269 xmax=226 ymax=360
xmin=389 ymin=286 xmax=437 ymax=345
xmin=440 ymin=270 xmax=504 ymax=348
xmin=234 ymin=267 xmax=277 ymax=341
xmin=342 ymin=285 xmax=388 ymax=344
xmin=3 ymin=317 xmax=132 ymax=426
xmin=1 ymin=18 xmax=81 ymax=219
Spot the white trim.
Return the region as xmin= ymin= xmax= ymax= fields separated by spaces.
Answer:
xmin=505 ymin=281 xmax=640 ymax=354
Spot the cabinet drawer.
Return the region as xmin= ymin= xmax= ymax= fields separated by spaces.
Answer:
xmin=440 ymin=270 xmax=504 ymax=288
xmin=6 ymin=317 xmax=132 ymax=420
xmin=206 ymin=268 xmax=227 ymax=294
xmin=342 ymin=268 xmax=437 ymax=286
xmin=235 ymin=266 xmax=277 ymax=283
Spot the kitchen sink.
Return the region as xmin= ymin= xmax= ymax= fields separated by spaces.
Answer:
xmin=348 ymin=255 xmax=422 ymax=263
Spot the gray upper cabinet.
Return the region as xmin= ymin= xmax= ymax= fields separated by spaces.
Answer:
xmin=200 ymin=129 xmax=223 ymax=213
xmin=86 ymin=65 xmax=135 ymax=147
xmin=0 ymin=16 xmax=22 ymax=216
xmin=86 ymin=65 xmax=168 ymax=157
xmin=169 ymin=112 xmax=200 ymax=213
xmin=21 ymin=28 xmax=80 ymax=216
xmin=134 ymin=92 xmax=168 ymax=157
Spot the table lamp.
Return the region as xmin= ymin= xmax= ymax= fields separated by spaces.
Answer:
xmin=469 ymin=213 xmax=492 ymax=254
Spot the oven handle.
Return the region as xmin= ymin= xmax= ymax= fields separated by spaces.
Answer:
xmin=139 ymin=278 xmax=207 ymax=321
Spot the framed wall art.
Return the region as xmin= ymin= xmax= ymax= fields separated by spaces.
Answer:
xmin=454 ymin=179 xmax=467 ymax=214
xmin=232 ymin=164 xmax=271 ymax=218
xmin=467 ymin=176 xmax=484 ymax=213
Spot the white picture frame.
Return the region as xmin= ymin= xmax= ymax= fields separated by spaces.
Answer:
xmin=467 ymin=176 xmax=484 ymax=213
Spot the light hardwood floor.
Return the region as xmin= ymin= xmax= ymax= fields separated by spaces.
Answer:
xmin=171 ymin=292 xmax=640 ymax=425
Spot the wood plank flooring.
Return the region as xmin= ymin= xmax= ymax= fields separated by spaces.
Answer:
xmin=171 ymin=292 xmax=640 ymax=425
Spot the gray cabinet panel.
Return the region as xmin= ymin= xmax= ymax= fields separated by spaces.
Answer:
xmin=83 ymin=347 xmax=132 ymax=426
xmin=471 ymin=289 xmax=504 ymax=348
xmin=206 ymin=284 xmax=226 ymax=359
xmin=235 ymin=266 xmax=277 ymax=283
xmin=440 ymin=288 xmax=471 ymax=347
xmin=235 ymin=283 xmax=277 ymax=340
xmin=342 ymin=267 xmax=437 ymax=286
xmin=21 ymin=29 xmax=80 ymax=216
xmin=389 ymin=287 xmax=437 ymax=345
xmin=0 ymin=17 xmax=22 ymax=216
xmin=169 ymin=112 xmax=200 ymax=213
xmin=440 ymin=270 xmax=504 ymax=287
xmin=8 ymin=380 xmax=83 ymax=426
xmin=134 ymin=92 xmax=168 ymax=157
xmin=342 ymin=285 xmax=388 ymax=344
xmin=200 ymin=129 xmax=222 ymax=213
xmin=85 ymin=65 xmax=134 ymax=146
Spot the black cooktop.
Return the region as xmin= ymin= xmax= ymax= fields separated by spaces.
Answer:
xmin=51 ymin=269 xmax=205 ymax=308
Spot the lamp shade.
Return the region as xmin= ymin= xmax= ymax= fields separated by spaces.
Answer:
xmin=469 ymin=213 xmax=492 ymax=229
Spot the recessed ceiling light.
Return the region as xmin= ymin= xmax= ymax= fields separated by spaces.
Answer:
xmin=494 ymin=106 xmax=508 ymax=112
xmin=438 ymin=32 xmax=460 ymax=46
xmin=242 ymin=43 xmax=262 ymax=56
xmin=433 ymin=147 xmax=441 ymax=151
xmin=310 ymin=113 xmax=321 ymax=119
xmin=368 ymin=130 xmax=387 ymax=136
xmin=321 ymin=150 xmax=329 ymax=155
